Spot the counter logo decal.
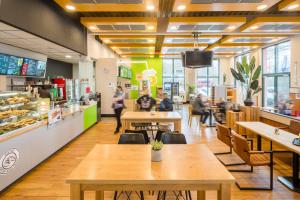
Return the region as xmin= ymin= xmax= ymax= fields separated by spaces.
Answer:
xmin=0 ymin=149 xmax=19 ymax=175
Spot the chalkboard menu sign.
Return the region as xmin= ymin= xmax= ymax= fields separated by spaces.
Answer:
xmin=7 ymin=56 xmax=23 ymax=75
xmin=0 ymin=54 xmax=9 ymax=74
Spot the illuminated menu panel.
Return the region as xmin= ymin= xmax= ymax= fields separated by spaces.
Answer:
xmin=0 ymin=54 xmax=9 ymax=75
xmin=7 ymin=56 xmax=23 ymax=75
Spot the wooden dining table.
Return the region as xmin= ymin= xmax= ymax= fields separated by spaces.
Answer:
xmin=66 ymin=144 xmax=235 ymax=200
xmin=236 ymin=121 xmax=300 ymax=192
xmin=121 ymin=111 xmax=182 ymax=132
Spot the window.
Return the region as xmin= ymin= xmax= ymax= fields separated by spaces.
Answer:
xmin=262 ymin=41 xmax=290 ymax=108
xmin=196 ymin=59 xmax=220 ymax=96
xmin=163 ymin=59 xmax=185 ymax=92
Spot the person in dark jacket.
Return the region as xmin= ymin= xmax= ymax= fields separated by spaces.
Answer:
xmin=159 ymin=93 xmax=173 ymax=111
xmin=192 ymin=94 xmax=209 ymax=125
xmin=137 ymin=93 xmax=156 ymax=111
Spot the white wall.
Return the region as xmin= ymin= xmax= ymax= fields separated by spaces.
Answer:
xmin=87 ymin=34 xmax=116 ymax=59
xmin=96 ymin=58 xmax=118 ymax=115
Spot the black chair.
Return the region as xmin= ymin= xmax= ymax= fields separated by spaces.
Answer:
xmin=159 ymin=133 xmax=192 ymax=200
xmin=125 ymin=129 xmax=150 ymax=144
xmin=118 ymin=133 xmax=146 ymax=144
xmin=161 ymin=132 xmax=187 ymax=144
xmin=116 ymin=133 xmax=145 ymax=200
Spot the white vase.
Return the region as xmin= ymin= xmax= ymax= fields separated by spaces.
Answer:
xmin=151 ymin=150 xmax=162 ymax=162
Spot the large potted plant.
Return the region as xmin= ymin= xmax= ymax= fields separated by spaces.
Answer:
xmin=230 ymin=56 xmax=262 ymax=106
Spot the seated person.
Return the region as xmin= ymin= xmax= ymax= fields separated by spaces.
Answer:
xmin=192 ymin=94 xmax=209 ymax=125
xmin=214 ymin=98 xmax=227 ymax=124
xmin=137 ymin=93 xmax=157 ymax=111
xmin=159 ymin=93 xmax=173 ymax=111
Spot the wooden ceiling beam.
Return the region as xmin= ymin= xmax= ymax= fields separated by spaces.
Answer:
xmin=154 ymin=0 xmax=176 ymax=54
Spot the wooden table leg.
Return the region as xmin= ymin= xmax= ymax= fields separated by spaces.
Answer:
xmin=174 ymin=120 xmax=182 ymax=133
xmin=217 ymin=184 xmax=231 ymax=200
xmin=95 ymin=191 xmax=104 ymax=200
xmin=197 ymin=191 xmax=205 ymax=200
xmin=70 ymin=184 xmax=83 ymax=200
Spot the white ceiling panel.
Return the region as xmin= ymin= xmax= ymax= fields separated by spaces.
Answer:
xmin=0 ymin=22 xmax=83 ymax=63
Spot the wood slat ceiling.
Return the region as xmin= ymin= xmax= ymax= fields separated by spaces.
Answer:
xmin=54 ymin=0 xmax=300 ymax=58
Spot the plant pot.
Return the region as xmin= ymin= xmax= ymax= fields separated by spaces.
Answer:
xmin=151 ymin=150 xmax=162 ymax=162
xmin=244 ymin=98 xmax=254 ymax=106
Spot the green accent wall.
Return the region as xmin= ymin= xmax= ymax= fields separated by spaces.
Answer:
xmin=130 ymin=57 xmax=163 ymax=99
xmin=83 ymin=104 xmax=97 ymax=130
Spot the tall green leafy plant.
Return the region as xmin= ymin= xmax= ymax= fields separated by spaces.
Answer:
xmin=230 ymin=56 xmax=262 ymax=103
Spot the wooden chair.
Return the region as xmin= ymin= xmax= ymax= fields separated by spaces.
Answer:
xmin=287 ymin=120 xmax=300 ymax=135
xmin=188 ymin=105 xmax=199 ymax=127
xmin=215 ymin=123 xmax=248 ymax=166
xmin=230 ymin=131 xmax=273 ymax=190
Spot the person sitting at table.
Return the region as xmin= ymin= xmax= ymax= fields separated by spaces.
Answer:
xmin=137 ymin=92 xmax=157 ymax=111
xmin=192 ymin=94 xmax=209 ymax=126
xmin=159 ymin=93 xmax=173 ymax=112
xmin=213 ymin=98 xmax=227 ymax=124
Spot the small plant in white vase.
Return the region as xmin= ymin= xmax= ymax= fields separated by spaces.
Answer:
xmin=151 ymin=140 xmax=163 ymax=162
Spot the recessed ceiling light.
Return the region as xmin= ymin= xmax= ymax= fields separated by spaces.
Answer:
xmin=228 ymin=26 xmax=236 ymax=30
xmin=112 ymin=47 xmax=117 ymax=50
xmin=257 ymin=4 xmax=268 ymax=10
xmin=65 ymin=55 xmax=72 ymax=58
xmin=147 ymin=26 xmax=155 ymax=30
xmin=148 ymin=39 xmax=155 ymax=43
xmin=250 ymin=26 xmax=259 ymax=30
xmin=66 ymin=5 xmax=76 ymax=11
xmin=228 ymin=39 xmax=234 ymax=42
xmin=146 ymin=5 xmax=155 ymax=11
xmin=89 ymin=26 xmax=97 ymax=30
xmin=177 ymin=5 xmax=186 ymax=11
xmin=288 ymin=4 xmax=299 ymax=10
xmin=103 ymin=39 xmax=111 ymax=43
xmin=170 ymin=26 xmax=178 ymax=30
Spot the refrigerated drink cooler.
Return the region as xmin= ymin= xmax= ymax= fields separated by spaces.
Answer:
xmin=163 ymin=82 xmax=179 ymax=100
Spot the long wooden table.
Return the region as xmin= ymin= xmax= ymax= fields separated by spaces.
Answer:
xmin=66 ymin=144 xmax=235 ymax=200
xmin=236 ymin=121 xmax=300 ymax=192
xmin=121 ymin=111 xmax=182 ymax=132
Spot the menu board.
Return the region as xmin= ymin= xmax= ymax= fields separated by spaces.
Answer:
xmin=6 ymin=56 xmax=23 ymax=75
xmin=26 ymin=59 xmax=37 ymax=76
xmin=36 ymin=61 xmax=46 ymax=77
xmin=21 ymin=58 xmax=46 ymax=77
xmin=0 ymin=52 xmax=47 ymax=77
xmin=0 ymin=54 xmax=9 ymax=75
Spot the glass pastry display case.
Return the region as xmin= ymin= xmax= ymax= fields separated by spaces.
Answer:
xmin=0 ymin=91 xmax=46 ymax=135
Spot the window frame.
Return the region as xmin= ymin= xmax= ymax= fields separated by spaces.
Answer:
xmin=196 ymin=59 xmax=220 ymax=96
xmin=262 ymin=40 xmax=291 ymax=107
xmin=162 ymin=58 xmax=185 ymax=91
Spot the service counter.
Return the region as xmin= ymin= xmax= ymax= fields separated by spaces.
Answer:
xmin=0 ymin=102 xmax=97 ymax=191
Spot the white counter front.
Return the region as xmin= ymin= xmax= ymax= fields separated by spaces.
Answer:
xmin=0 ymin=103 xmax=96 ymax=191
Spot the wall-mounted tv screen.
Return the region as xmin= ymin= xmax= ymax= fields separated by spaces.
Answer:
xmin=0 ymin=53 xmax=9 ymax=75
xmin=7 ymin=56 xmax=23 ymax=75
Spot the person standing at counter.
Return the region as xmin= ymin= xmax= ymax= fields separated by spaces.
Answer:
xmin=112 ymin=86 xmax=125 ymax=134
